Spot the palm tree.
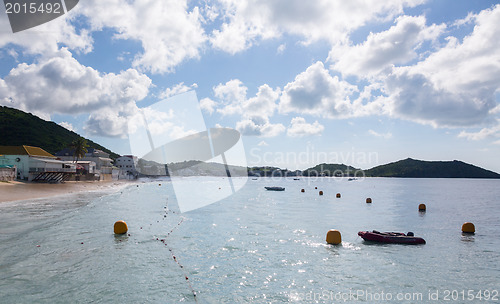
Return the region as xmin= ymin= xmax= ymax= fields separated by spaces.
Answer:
xmin=70 ymin=137 xmax=89 ymax=164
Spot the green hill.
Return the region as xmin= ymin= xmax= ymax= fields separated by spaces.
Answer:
xmin=0 ymin=106 xmax=119 ymax=159
xmin=302 ymin=163 xmax=360 ymax=177
xmin=365 ymin=158 xmax=500 ymax=178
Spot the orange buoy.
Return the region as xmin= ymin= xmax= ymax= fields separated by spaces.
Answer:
xmin=319 ymin=191 xmax=323 ymax=196
xmin=462 ymin=222 xmax=475 ymax=234
xmin=366 ymin=197 xmax=372 ymax=203
xmin=114 ymin=220 xmax=128 ymax=234
xmin=315 ymin=187 xmax=317 ymax=189
xmin=326 ymin=229 xmax=342 ymax=245
xmin=336 ymin=193 xmax=341 ymax=198
xmin=418 ymin=203 xmax=426 ymax=211
xmin=301 ymin=189 xmax=305 ymax=193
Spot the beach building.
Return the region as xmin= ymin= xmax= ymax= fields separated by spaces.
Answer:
xmin=0 ymin=164 xmax=16 ymax=181
xmin=115 ymin=155 xmax=138 ymax=179
xmin=55 ymin=148 xmax=113 ymax=175
xmin=0 ymin=145 xmax=76 ymax=182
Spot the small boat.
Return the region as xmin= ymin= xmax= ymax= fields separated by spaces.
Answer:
xmin=358 ymin=230 xmax=425 ymax=245
xmin=293 ymin=178 xmax=300 ymax=180
xmin=348 ymin=178 xmax=357 ymax=181
xmin=265 ymin=186 xmax=285 ymax=191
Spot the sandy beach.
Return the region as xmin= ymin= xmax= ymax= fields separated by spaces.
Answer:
xmin=0 ymin=180 xmax=133 ymax=204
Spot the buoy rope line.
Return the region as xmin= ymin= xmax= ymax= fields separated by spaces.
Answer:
xmin=156 ymin=197 xmax=199 ymax=303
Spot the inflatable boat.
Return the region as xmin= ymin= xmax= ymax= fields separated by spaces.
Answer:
xmin=358 ymin=230 xmax=426 ymax=245
xmin=264 ymin=186 xmax=285 ymax=191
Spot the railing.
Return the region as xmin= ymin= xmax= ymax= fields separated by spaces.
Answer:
xmin=29 ymin=167 xmax=76 ymax=173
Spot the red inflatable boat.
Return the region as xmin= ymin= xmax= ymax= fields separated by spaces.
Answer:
xmin=358 ymin=230 xmax=426 ymax=245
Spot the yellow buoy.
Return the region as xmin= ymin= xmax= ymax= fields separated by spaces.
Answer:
xmin=418 ymin=203 xmax=426 ymax=211
xmin=336 ymin=193 xmax=341 ymax=198
xmin=326 ymin=229 xmax=342 ymax=245
xmin=114 ymin=220 xmax=128 ymax=234
xmin=319 ymin=190 xmax=324 ymax=195
xmin=366 ymin=197 xmax=372 ymax=203
xmin=462 ymin=222 xmax=475 ymax=234
xmin=301 ymin=189 xmax=305 ymax=193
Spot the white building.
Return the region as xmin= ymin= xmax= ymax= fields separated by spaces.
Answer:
xmin=0 ymin=145 xmax=76 ymax=182
xmin=55 ymin=148 xmax=113 ymax=174
xmin=115 ymin=155 xmax=138 ymax=179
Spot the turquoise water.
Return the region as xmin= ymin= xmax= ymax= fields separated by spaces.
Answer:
xmin=1 ymin=178 xmax=499 ymax=303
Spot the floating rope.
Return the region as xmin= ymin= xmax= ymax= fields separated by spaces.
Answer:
xmin=156 ymin=197 xmax=198 ymax=303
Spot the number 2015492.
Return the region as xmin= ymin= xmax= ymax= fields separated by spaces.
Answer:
xmin=5 ymin=2 xmax=62 ymax=14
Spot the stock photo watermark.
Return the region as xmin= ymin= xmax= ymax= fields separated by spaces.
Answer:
xmin=289 ymin=289 xmax=499 ymax=302
xmin=3 ymin=0 xmax=79 ymax=33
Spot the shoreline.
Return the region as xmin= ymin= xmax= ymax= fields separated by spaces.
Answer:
xmin=0 ymin=180 xmax=136 ymax=204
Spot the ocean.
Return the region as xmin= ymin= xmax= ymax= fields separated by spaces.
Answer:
xmin=0 ymin=177 xmax=499 ymax=303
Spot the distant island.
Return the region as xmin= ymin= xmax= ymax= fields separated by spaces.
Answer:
xmin=2 ymin=105 xmax=499 ymax=179
xmin=364 ymin=158 xmax=500 ymax=179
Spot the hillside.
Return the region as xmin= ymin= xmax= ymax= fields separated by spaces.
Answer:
xmin=365 ymin=158 xmax=500 ymax=178
xmin=0 ymin=106 xmax=119 ymax=159
xmin=302 ymin=163 xmax=360 ymax=177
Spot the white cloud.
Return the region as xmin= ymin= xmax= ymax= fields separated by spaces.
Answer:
xmin=214 ymin=79 xmax=248 ymax=115
xmin=287 ymin=117 xmax=324 ymax=137
xmin=329 ymin=15 xmax=445 ymax=78
xmin=58 ymin=121 xmax=75 ymax=132
xmin=0 ymin=7 xmax=93 ymax=56
xmin=0 ymin=48 xmax=152 ymax=137
xmin=279 ymin=61 xmax=363 ymax=118
xmin=212 ymin=79 xmax=283 ymax=137
xmin=458 ymin=121 xmax=500 ymax=141
xmin=383 ymin=5 xmax=500 ymax=127
xmin=200 ymin=97 xmax=217 ymax=115
xmin=159 ymin=83 xmax=198 ymax=99
xmin=79 ymin=0 xmax=206 ymax=74
xmin=277 ymin=43 xmax=286 ymax=54
xmin=368 ymin=129 xmax=393 ymax=139
xmin=210 ymin=0 xmax=426 ymax=54
xmin=235 ymin=119 xmax=285 ymax=137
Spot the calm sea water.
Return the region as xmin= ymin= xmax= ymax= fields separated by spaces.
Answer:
xmin=1 ymin=177 xmax=499 ymax=303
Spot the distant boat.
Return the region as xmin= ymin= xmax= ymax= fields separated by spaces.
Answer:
xmin=265 ymin=186 xmax=285 ymax=191
xmin=348 ymin=178 xmax=357 ymax=181
xmin=293 ymin=178 xmax=300 ymax=180
xmin=252 ymin=178 xmax=258 ymax=180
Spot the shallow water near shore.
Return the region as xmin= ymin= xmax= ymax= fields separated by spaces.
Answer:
xmin=1 ymin=177 xmax=499 ymax=303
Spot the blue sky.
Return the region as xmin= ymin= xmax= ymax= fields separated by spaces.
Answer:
xmin=1 ymin=0 xmax=500 ymax=172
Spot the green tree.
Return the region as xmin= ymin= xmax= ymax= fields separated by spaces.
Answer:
xmin=70 ymin=137 xmax=89 ymax=163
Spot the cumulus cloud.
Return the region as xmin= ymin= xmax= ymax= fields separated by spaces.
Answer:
xmin=210 ymin=0 xmax=426 ymax=54
xmin=287 ymin=117 xmax=324 ymax=137
xmin=200 ymin=97 xmax=217 ymax=114
xmin=235 ymin=119 xmax=285 ymax=137
xmin=59 ymin=121 xmax=75 ymax=132
xmin=159 ymin=83 xmax=198 ymax=99
xmin=279 ymin=61 xmax=363 ymax=118
xmin=329 ymin=15 xmax=445 ymax=78
xmin=0 ymin=48 xmax=152 ymax=137
xmin=0 ymin=6 xmax=93 ymax=56
xmin=211 ymin=79 xmax=284 ymax=137
xmin=79 ymin=0 xmax=206 ymax=74
xmin=383 ymin=5 xmax=500 ymax=127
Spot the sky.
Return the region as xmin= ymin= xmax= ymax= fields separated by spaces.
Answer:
xmin=1 ymin=0 xmax=500 ymax=172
